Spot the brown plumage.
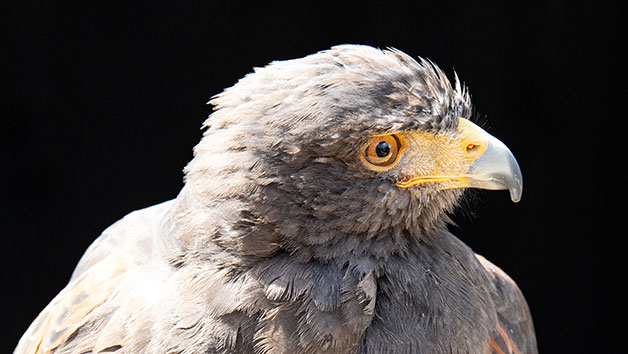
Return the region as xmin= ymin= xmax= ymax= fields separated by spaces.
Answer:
xmin=15 ymin=44 xmax=536 ymax=353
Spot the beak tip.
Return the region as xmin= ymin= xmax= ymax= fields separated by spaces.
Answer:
xmin=510 ymin=189 xmax=522 ymax=203
xmin=509 ymin=169 xmax=523 ymax=203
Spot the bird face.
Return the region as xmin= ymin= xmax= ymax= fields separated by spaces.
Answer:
xmin=359 ymin=117 xmax=522 ymax=202
xmin=183 ymin=45 xmax=523 ymax=260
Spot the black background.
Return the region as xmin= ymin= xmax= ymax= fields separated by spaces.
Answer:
xmin=2 ymin=1 xmax=624 ymax=352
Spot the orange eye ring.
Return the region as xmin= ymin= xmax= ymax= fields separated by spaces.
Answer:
xmin=361 ymin=134 xmax=402 ymax=168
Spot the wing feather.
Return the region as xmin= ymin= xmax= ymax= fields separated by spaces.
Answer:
xmin=15 ymin=250 xmax=130 ymax=353
xmin=15 ymin=202 xmax=173 ymax=354
xmin=476 ymin=254 xmax=538 ymax=354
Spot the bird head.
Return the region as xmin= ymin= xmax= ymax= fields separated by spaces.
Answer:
xmin=178 ymin=45 xmax=522 ymax=263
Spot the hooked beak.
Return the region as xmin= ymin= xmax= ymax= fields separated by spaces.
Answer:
xmin=395 ymin=118 xmax=523 ymax=202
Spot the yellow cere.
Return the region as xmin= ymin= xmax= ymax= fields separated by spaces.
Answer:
xmin=360 ymin=118 xmax=490 ymax=190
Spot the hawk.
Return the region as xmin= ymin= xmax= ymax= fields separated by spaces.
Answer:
xmin=16 ymin=44 xmax=536 ymax=354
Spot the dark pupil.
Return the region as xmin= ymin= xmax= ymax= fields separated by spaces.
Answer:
xmin=375 ymin=141 xmax=391 ymax=158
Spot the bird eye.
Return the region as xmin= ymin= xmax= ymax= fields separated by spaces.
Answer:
xmin=362 ymin=134 xmax=402 ymax=168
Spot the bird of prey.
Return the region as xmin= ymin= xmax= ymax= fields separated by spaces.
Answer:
xmin=15 ymin=45 xmax=536 ymax=354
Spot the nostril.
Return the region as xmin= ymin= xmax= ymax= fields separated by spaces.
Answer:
xmin=466 ymin=143 xmax=479 ymax=154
